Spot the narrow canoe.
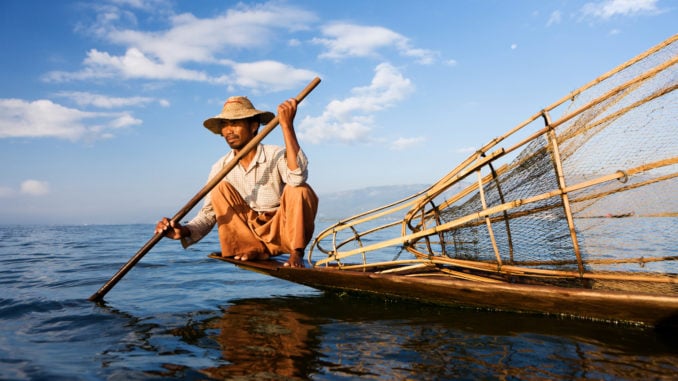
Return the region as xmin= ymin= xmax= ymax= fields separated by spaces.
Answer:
xmin=208 ymin=254 xmax=678 ymax=327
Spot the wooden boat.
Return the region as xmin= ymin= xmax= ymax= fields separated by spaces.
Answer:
xmin=209 ymin=254 xmax=678 ymax=326
xmin=211 ymin=35 xmax=678 ymax=326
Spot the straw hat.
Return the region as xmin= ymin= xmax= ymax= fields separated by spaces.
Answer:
xmin=203 ymin=96 xmax=275 ymax=134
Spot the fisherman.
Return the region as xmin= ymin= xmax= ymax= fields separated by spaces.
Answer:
xmin=155 ymin=96 xmax=319 ymax=268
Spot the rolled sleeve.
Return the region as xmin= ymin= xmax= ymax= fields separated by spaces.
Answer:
xmin=284 ymin=149 xmax=309 ymax=186
xmin=179 ymin=160 xmax=223 ymax=248
xmin=181 ymin=203 xmax=216 ymax=248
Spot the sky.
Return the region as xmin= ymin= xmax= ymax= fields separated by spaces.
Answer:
xmin=0 ymin=0 xmax=675 ymax=225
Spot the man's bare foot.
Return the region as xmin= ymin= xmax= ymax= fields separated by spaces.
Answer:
xmin=235 ymin=252 xmax=270 ymax=261
xmin=284 ymin=250 xmax=305 ymax=268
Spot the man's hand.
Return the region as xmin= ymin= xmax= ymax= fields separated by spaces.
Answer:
xmin=277 ymin=98 xmax=298 ymax=130
xmin=155 ymin=217 xmax=185 ymax=240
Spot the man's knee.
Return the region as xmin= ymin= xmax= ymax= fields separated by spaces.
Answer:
xmin=212 ymin=181 xmax=241 ymax=203
xmin=284 ymin=184 xmax=318 ymax=205
xmin=213 ymin=181 xmax=237 ymax=194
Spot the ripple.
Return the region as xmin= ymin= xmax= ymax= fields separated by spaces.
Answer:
xmin=1 ymin=224 xmax=676 ymax=380
xmin=0 ymin=298 xmax=70 ymax=319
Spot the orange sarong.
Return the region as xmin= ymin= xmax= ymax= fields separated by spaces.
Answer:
xmin=211 ymin=181 xmax=318 ymax=258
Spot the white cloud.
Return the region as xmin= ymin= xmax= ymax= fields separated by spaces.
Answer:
xmin=313 ymin=23 xmax=438 ymax=64
xmin=547 ymin=10 xmax=562 ymax=26
xmin=581 ymin=0 xmax=660 ymax=20
xmin=44 ymin=48 xmax=211 ymax=82
xmin=110 ymin=114 xmax=142 ymax=128
xmin=0 ymin=180 xmax=51 ymax=198
xmin=56 ymin=91 xmax=169 ymax=109
xmin=0 ymin=98 xmax=140 ymax=141
xmin=220 ymin=60 xmax=319 ymax=93
xmin=299 ymin=62 xmax=414 ymax=144
xmin=390 ymin=136 xmax=426 ymax=150
xmin=108 ymin=0 xmax=170 ymax=12
xmin=109 ymin=4 xmax=315 ymax=61
xmin=46 ymin=2 xmax=318 ymax=90
xmin=20 ymin=180 xmax=50 ymax=196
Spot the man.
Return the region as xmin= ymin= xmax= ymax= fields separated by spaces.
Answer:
xmin=155 ymin=96 xmax=318 ymax=268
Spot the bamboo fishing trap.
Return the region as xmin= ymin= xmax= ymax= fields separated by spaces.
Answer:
xmin=308 ymin=34 xmax=678 ymax=295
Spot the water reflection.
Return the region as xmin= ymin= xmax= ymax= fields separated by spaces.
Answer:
xmin=201 ymin=298 xmax=320 ymax=379
xmin=192 ymin=295 xmax=677 ymax=380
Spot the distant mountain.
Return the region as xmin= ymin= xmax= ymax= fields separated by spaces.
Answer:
xmin=317 ymin=184 xmax=430 ymax=221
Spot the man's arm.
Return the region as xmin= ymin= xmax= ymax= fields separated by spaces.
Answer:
xmin=154 ymin=158 xmax=222 ymax=246
xmin=277 ymin=98 xmax=300 ymax=171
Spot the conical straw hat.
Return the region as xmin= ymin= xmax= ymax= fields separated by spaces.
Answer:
xmin=203 ymin=96 xmax=274 ymax=134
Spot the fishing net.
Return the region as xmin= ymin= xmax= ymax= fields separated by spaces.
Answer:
xmin=309 ymin=34 xmax=678 ymax=296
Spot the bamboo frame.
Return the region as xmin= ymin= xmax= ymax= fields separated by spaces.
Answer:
xmin=313 ymin=165 xmax=653 ymax=265
xmin=309 ymin=34 xmax=677 ymax=294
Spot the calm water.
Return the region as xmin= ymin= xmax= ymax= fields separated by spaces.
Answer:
xmin=1 ymin=224 xmax=676 ymax=380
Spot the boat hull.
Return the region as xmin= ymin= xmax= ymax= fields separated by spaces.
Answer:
xmin=209 ymin=254 xmax=678 ymax=326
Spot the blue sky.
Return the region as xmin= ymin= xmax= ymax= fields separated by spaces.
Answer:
xmin=0 ymin=0 xmax=675 ymax=224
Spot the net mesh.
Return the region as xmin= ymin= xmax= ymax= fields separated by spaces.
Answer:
xmin=310 ymin=35 xmax=678 ymax=296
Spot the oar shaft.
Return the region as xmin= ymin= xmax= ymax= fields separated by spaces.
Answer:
xmin=88 ymin=77 xmax=321 ymax=302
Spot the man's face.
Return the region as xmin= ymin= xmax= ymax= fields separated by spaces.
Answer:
xmin=220 ymin=118 xmax=258 ymax=150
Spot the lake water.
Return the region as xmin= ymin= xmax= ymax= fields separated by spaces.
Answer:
xmin=1 ymin=224 xmax=676 ymax=380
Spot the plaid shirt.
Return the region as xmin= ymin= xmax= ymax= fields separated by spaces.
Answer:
xmin=181 ymin=144 xmax=308 ymax=248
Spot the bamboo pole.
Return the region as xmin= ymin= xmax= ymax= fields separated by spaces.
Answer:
xmin=322 ymin=254 xmax=677 ymax=285
xmin=543 ymin=110 xmax=584 ymax=275
xmin=428 ymin=257 xmax=678 ymax=284
xmin=476 ymin=169 xmax=503 ymax=267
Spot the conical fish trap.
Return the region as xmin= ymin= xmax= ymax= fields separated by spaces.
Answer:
xmin=310 ymin=34 xmax=677 ymax=295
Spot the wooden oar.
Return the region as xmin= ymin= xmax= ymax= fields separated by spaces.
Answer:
xmin=88 ymin=77 xmax=322 ymax=302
